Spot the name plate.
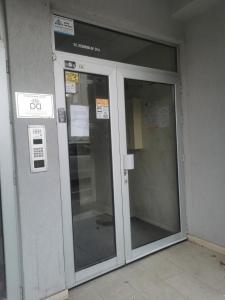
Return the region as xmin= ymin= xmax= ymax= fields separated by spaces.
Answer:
xmin=15 ymin=92 xmax=54 ymax=118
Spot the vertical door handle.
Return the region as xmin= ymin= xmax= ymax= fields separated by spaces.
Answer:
xmin=123 ymin=155 xmax=134 ymax=184
xmin=123 ymin=154 xmax=134 ymax=171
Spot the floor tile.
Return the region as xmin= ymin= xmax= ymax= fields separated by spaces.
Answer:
xmin=166 ymin=272 xmax=225 ymax=300
xmin=69 ymin=241 xmax=225 ymax=300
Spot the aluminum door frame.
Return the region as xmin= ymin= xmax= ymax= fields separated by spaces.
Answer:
xmin=54 ymin=52 xmax=125 ymax=287
xmin=0 ymin=40 xmax=21 ymax=300
xmin=116 ymin=63 xmax=187 ymax=263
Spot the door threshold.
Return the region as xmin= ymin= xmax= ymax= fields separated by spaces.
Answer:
xmin=73 ymin=236 xmax=187 ymax=288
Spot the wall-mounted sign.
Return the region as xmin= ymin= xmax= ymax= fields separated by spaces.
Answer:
xmin=15 ymin=92 xmax=54 ymax=118
xmin=65 ymin=60 xmax=76 ymax=69
xmin=53 ymin=15 xmax=74 ymax=36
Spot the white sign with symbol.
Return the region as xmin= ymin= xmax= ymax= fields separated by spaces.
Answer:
xmin=53 ymin=15 xmax=74 ymax=36
xmin=15 ymin=92 xmax=54 ymax=118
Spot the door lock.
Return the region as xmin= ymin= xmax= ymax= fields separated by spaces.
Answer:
xmin=124 ymin=170 xmax=128 ymax=183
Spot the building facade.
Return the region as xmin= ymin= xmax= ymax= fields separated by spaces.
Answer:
xmin=0 ymin=0 xmax=225 ymax=299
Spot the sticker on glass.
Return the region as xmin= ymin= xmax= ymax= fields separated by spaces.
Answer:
xmin=65 ymin=71 xmax=79 ymax=94
xmin=96 ymin=98 xmax=109 ymax=119
xmin=53 ymin=15 xmax=74 ymax=36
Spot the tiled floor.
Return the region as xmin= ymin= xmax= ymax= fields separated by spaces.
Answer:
xmin=69 ymin=241 xmax=225 ymax=300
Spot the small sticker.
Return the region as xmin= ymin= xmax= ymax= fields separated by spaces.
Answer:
xmin=96 ymin=98 xmax=109 ymax=119
xmin=65 ymin=71 xmax=79 ymax=94
xmin=65 ymin=60 xmax=76 ymax=69
xmin=53 ymin=15 xmax=74 ymax=36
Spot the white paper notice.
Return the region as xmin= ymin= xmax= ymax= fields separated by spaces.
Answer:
xmin=144 ymin=104 xmax=169 ymax=128
xmin=70 ymin=105 xmax=89 ymax=137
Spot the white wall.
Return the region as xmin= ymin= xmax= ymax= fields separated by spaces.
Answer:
xmin=183 ymin=1 xmax=225 ymax=247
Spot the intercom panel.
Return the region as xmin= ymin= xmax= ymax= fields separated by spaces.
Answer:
xmin=28 ymin=125 xmax=48 ymax=173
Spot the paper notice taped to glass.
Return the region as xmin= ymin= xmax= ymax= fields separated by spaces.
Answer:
xmin=144 ymin=104 xmax=169 ymax=128
xmin=70 ymin=105 xmax=89 ymax=137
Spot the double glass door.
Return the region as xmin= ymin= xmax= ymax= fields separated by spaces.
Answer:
xmin=54 ymin=53 xmax=186 ymax=287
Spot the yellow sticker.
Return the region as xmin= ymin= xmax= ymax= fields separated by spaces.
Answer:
xmin=65 ymin=71 xmax=79 ymax=83
xmin=65 ymin=71 xmax=79 ymax=93
xmin=96 ymin=98 xmax=108 ymax=107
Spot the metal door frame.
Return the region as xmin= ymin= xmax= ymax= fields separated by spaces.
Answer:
xmin=54 ymin=51 xmax=187 ymax=288
xmin=116 ymin=63 xmax=187 ymax=263
xmin=53 ymin=52 xmax=125 ymax=287
xmin=0 ymin=41 xmax=21 ymax=300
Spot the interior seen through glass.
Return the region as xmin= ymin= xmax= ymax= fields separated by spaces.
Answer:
xmin=65 ymin=71 xmax=116 ymax=272
xmin=0 ymin=185 xmax=6 ymax=299
xmin=124 ymin=79 xmax=181 ymax=249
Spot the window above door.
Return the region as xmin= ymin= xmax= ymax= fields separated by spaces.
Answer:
xmin=53 ymin=15 xmax=178 ymax=72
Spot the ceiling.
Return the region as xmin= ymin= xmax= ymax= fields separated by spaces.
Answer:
xmin=171 ymin=0 xmax=223 ymax=21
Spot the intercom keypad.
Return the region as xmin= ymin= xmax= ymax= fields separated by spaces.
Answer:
xmin=28 ymin=125 xmax=48 ymax=173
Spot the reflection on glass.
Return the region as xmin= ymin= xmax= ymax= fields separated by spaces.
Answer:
xmin=0 ymin=185 xmax=6 ymax=299
xmin=65 ymin=71 xmax=116 ymax=271
xmin=124 ymin=79 xmax=180 ymax=249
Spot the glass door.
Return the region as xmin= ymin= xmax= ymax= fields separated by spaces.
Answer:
xmin=54 ymin=53 xmax=125 ymax=287
xmin=117 ymin=65 xmax=186 ymax=263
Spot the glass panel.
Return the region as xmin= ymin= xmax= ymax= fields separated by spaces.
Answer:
xmin=55 ymin=18 xmax=177 ymax=72
xmin=124 ymin=79 xmax=180 ymax=250
xmin=64 ymin=71 xmax=116 ymax=271
xmin=0 ymin=185 xmax=6 ymax=299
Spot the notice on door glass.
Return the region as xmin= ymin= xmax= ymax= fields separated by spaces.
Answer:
xmin=65 ymin=71 xmax=79 ymax=94
xmin=144 ymin=104 xmax=170 ymax=128
xmin=96 ymin=98 xmax=109 ymax=119
xmin=70 ymin=105 xmax=89 ymax=137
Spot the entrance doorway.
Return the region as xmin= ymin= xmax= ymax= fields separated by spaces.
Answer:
xmin=54 ymin=52 xmax=186 ymax=288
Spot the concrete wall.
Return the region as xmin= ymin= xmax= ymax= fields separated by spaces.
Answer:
xmin=5 ymin=1 xmax=65 ymax=299
xmin=183 ymin=1 xmax=225 ymax=247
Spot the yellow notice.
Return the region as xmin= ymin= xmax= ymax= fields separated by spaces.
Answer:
xmin=96 ymin=98 xmax=109 ymax=119
xmin=65 ymin=71 xmax=79 ymax=93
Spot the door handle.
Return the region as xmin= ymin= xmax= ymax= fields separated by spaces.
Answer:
xmin=123 ymin=154 xmax=134 ymax=171
xmin=123 ymin=154 xmax=134 ymax=184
